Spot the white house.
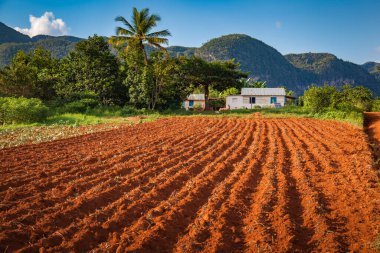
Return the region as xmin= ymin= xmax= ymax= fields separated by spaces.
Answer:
xmin=183 ymin=94 xmax=206 ymax=110
xmin=226 ymin=88 xmax=286 ymax=109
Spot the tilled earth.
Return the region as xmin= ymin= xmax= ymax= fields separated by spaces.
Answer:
xmin=1 ymin=117 xmax=379 ymax=252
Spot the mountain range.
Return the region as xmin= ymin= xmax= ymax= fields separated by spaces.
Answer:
xmin=0 ymin=22 xmax=379 ymax=95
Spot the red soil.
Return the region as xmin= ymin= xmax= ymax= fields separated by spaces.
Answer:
xmin=1 ymin=117 xmax=379 ymax=252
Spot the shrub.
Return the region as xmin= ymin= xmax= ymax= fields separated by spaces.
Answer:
xmin=303 ymin=85 xmax=337 ymax=112
xmin=193 ymin=103 xmax=204 ymax=111
xmin=0 ymin=97 xmax=48 ymax=124
xmin=303 ymin=84 xmax=373 ymax=113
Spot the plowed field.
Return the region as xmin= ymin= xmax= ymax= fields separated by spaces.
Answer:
xmin=1 ymin=117 xmax=379 ymax=252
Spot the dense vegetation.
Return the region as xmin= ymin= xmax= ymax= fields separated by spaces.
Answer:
xmin=0 ymin=97 xmax=48 ymax=124
xmin=303 ymin=85 xmax=373 ymax=112
xmin=0 ymin=8 xmax=377 ymax=128
xmin=0 ymin=37 xmax=81 ymax=67
xmin=0 ymin=8 xmax=247 ymax=124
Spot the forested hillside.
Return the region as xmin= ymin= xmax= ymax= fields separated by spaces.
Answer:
xmin=0 ymin=22 xmax=30 ymax=43
xmin=285 ymin=53 xmax=380 ymax=94
xmin=193 ymin=34 xmax=315 ymax=93
xmin=0 ymin=22 xmax=82 ymax=67
xmin=362 ymin=61 xmax=380 ymax=82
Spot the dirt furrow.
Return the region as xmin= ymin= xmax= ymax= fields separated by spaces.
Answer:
xmin=0 ymin=119 xmax=187 ymax=191
xmin=1 ymin=119 xmax=177 ymax=171
xmin=6 ymin=119 xmax=231 ymax=251
xmin=194 ymin=120 xmax=269 ymax=253
xmin=1 ymin=117 xmax=379 ymax=253
xmin=239 ymin=120 xmax=280 ymax=252
xmin=113 ymin=119 xmax=255 ymax=252
xmin=17 ymin=119 xmax=241 ymax=252
xmin=0 ymin=118 xmax=221 ymax=220
xmin=281 ymin=119 xmax=350 ymax=251
xmin=285 ymin=119 xmax=379 ymax=251
xmin=172 ymin=120 xmax=264 ymax=252
xmin=250 ymin=119 xmax=307 ymax=252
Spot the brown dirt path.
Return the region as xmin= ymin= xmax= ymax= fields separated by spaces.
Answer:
xmin=0 ymin=117 xmax=379 ymax=252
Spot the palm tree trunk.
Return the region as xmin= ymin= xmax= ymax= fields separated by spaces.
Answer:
xmin=140 ymin=42 xmax=148 ymax=65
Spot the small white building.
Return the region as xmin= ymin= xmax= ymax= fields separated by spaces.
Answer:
xmin=183 ymin=94 xmax=206 ymax=110
xmin=226 ymin=88 xmax=286 ymax=109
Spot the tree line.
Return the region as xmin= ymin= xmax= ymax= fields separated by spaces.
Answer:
xmin=0 ymin=8 xmax=246 ymax=111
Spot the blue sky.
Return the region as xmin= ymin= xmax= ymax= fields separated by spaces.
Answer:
xmin=0 ymin=0 xmax=379 ymax=64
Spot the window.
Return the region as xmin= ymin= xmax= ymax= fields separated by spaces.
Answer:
xmin=189 ymin=100 xmax=194 ymax=106
xmin=232 ymin=98 xmax=238 ymax=102
xmin=270 ymin=97 xmax=277 ymax=104
xmin=249 ymin=97 xmax=256 ymax=104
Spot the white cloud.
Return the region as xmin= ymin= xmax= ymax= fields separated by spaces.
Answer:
xmin=275 ymin=21 xmax=282 ymax=29
xmin=14 ymin=12 xmax=69 ymax=37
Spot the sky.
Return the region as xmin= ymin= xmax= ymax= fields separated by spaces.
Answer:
xmin=0 ymin=0 xmax=379 ymax=64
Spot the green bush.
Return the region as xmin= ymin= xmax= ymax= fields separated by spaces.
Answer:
xmin=0 ymin=97 xmax=49 ymax=124
xmin=303 ymin=84 xmax=373 ymax=113
xmin=303 ymin=85 xmax=337 ymax=112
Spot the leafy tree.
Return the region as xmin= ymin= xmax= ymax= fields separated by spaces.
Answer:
xmin=340 ymin=85 xmax=373 ymax=111
xmin=150 ymin=51 xmax=181 ymax=109
xmin=303 ymin=85 xmax=338 ymax=112
xmin=180 ymin=57 xmax=247 ymax=109
xmin=303 ymin=84 xmax=373 ymax=112
xmin=221 ymin=87 xmax=239 ymax=97
xmin=110 ymin=7 xmax=171 ymax=64
xmin=122 ymin=39 xmax=152 ymax=108
xmin=55 ymin=35 xmax=123 ymax=104
xmin=0 ymin=48 xmax=58 ymax=100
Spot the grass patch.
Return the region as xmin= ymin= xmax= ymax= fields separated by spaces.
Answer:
xmin=0 ymin=106 xmax=363 ymax=131
xmin=218 ymin=106 xmax=364 ymax=127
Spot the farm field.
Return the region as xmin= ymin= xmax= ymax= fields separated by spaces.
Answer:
xmin=1 ymin=117 xmax=379 ymax=252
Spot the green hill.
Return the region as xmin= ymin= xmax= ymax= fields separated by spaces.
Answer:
xmin=0 ymin=38 xmax=80 ymax=67
xmin=193 ymin=34 xmax=315 ymax=93
xmin=0 ymin=22 xmax=30 ymax=44
xmin=0 ymin=22 xmax=83 ymax=67
xmin=285 ymin=53 xmax=380 ymax=94
xmin=362 ymin=62 xmax=380 ymax=82
xmin=167 ymin=46 xmax=196 ymax=57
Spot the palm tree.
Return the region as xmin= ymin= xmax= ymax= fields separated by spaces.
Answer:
xmin=110 ymin=7 xmax=171 ymax=64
